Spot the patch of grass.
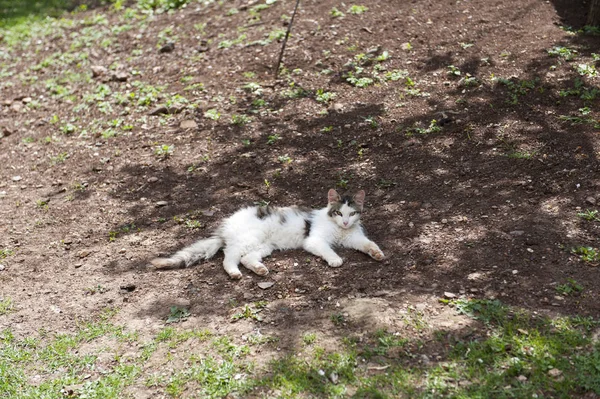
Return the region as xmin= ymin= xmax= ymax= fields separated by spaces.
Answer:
xmin=556 ymin=278 xmax=584 ymax=296
xmin=578 ymin=209 xmax=600 ymax=221
xmin=548 ymin=45 xmax=578 ymax=61
xmin=231 ymin=302 xmax=267 ymax=322
xmin=0 ymin=297 xmax=14 ymax=315
xmin=302 ymin=332 xmax=317 ymax=345
xmin=266 ymin=134 xmax=280 ymax=145
xmin=204 ymin=109 xmax=221 ymax=121
xmin=154 ymin=144 xmax=174 ymax=158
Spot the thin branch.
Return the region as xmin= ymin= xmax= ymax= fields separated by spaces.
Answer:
xmin=274 ymin=0 xmax=301 ymax=79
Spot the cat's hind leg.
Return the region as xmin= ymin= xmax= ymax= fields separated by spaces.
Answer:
xmin=222 ymin=247 xmax=243 ymax=279
xmin=240 ymin=245 xmax=273 ymax=276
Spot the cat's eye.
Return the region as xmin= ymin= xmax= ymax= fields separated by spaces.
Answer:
xmin=334 ymin=211 xmax=342 ymax=216
xmin=350 ymin=212 xmax=357 ymax=216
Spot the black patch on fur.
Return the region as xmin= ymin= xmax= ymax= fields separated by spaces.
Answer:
xmin=327 ymin=195 xmax=362 ymax=217
xmin=257 ymin=205 xmax=272 ymax=219
xmin=303 ymin=218 xmax=312 ymax=237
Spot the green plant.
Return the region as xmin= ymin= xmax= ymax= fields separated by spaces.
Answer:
xmin=0 ymin=297 xmax=14 ymax=315
xmin=231 ymin=114 xmax=251 ymax=126
xmin=154 ymin=144 xmax=174 ymax=158
xmin=330 ymin=7 xmax=344 ymax=17
xmin=267 ymin=134 xmax=280 ymax=145
xmin=576 ymin=63 xmax=598 ymax=78
xmin=232 ymin=302 xmax=267 ymax=321
xmin=278 ymin=154 xmax=292 ymax=163
xmin=204 ymin=109 xmax=220 ymax=120
xmin=556 ymin=278 xmax=584 ymax=296
xmin=578 ymin=209 xmax=600 ymax=221
xmin=447 ymin=64 xmax=461 ymax=76
xmin=166 ymin=306 xmax=190 ymax=324
xmin=548 ymin=46 xmax=577 ymax=61
xmin=348 ymin=5 xmax=368 ymax=15
xmin=331 ymin=313 xmax=346 ymax=326
xmin=572 ymin=246 xmax=600 ymax=263
xmin=302 ymin=332 xmax=316 ymax=345
xmin=315 ymin=89 xmax=336 ymax=103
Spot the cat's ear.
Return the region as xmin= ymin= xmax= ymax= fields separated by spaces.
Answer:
xmin=353 ymin=190 xmax=365 ymax=210
xmin=328 ymin=189 xmax=341 ymax=204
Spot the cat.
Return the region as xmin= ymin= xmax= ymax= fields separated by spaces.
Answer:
xmin=150 ymin=189 xmax=385 ymax=279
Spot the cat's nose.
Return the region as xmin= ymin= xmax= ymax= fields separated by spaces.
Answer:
xmin=343 ymin=221 xmax=348 ymax=226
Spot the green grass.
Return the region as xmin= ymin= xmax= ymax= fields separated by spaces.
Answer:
xmin=1 ymin=300 xmax=599 ymax=398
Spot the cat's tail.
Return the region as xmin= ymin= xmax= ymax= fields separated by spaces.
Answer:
xmin=150 ymin=236 xmax=224 ymax=269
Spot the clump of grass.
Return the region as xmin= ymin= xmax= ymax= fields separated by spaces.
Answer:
xmin=556 ymin=278 xmax=584 ymax=296
xmin=571 ymin=246 xmax=600 ymax=263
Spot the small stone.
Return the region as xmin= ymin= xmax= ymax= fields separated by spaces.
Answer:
xmin=148 ymin=177 xmax=159 ymax=183
xmin=111 ymin=71 xmax=129 ymax=82
xmin=180 ymin=119 xmax=198 ymax=129
xmin=257 ymin=281 xmax=275 ymax=290
xmin=401 ymin=42 xmax=412 ymax=51
xmin=586 ymin=196 xmax=596 ymax=205
xmin=156 ymin=201 xmax=168 ymax=207
xmin=444 ymin=292 xmax=457 ymax=299
xmin=329 ymin=372 xmax=339 ymax=384
xmin=548 ymin=368 xmax=562 ymax=378
xmin=441 ymin=218 xmax=448 ymax=224
xmin=118 ymin=248 xmax=126 ymax=254
xmin=91 ymin=65 xmax=108 ymax=77
xmin=197 ymin=40 xmax=209 ymax=52
xmin=331 ymin=103 xmax=344 ymax=112
xmin=74 ymin=263 xmax=83 ymax=269
xmin=512 ymin=270 xmax=518 ymax=274
xmin=159 ymin=42 xmax=175 ymax=53
xmin=517 ymin=375 xmax=527 ymax=382
xmin=0 ymin=264 xmax=5 ymax=271
xmin=12 ymin=176 xmax=22 ymax=182
xmin=21 ymin=97 xmax=32 ymax=104
xmin=78 ymin=250 xmax=90 ymax=258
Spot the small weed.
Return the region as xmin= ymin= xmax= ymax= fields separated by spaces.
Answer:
xmin=0 ymin=297 xmax=14 ymax=315
xmin=232 ymin=303 xmax=266 ymax=322
xmin=576 ymin=63 xmax=598 ymax=78
xmin=278 ymin=154 xmax=292 ymax=164
xmin=154 ymin=144 xmax=174 ymax=158
xmin=302 ymin=332 xmax=317 ymax=345
xmin=556 ymin=278 xmax=584 ymax=296
xmin=315 ymin=89 xmax=336 ymax=103
xmin=447 ymin=64 xmax=461 ymax=77
xmin=204 ymin=109 xmax=220 ymax=121
xmin=578 ymin=209 xmax=600 ymax=221
xmin=548 ymin=46 xmax=577 ymax=61
xmin=50 ymin=152 xmax=69 ymax=165
xmin=231 ymin=114 xmax=251 ymax=126
xmin=267 ymin=134 xmax=280 ymax=145
xmin=571 ymin=246 xmax=600 ymax=263
xmin=331 ymin=313 xmax=346 ymax=326
xmin=330 ymin=7 xmax=344 ymax=17
xmin=166 ymin=306 xmax=190 ymax=324
xmin=321 ymin=126 xmax=333 ymax=133
xmin=348 ymin=5 xmax=368 ymax=15
xmin=84 ymin=285 xmax=108 ymax=295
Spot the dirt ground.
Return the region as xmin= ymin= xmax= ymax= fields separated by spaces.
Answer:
xmin=1 ymin=0 xmax=600 ymax=379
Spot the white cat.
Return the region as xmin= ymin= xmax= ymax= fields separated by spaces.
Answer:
xmin=150 ymin=189 xmax=385 ymax=279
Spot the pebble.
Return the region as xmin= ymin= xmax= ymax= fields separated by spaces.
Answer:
xmin=258 ymin=282 xmax=275 ymax=289
xmin=0 ymin=264 xmax=5 ymax=271
xmin=444 ymin=292 xmax=457 ymax=299
xmin=159 ymin=42 xmax=175 ymax=53
xmin=74 ymin=263 xmax=83 ymax=269
xmin=148 ymin=177 xmax=159 ymax=183
xmin=12 ymin=176 xmax=22 ymax=181
xmin=156 ymin=201 xmax=168 ymax=207
xmin=548 ymin=368 xmax=562 ymax=377
xmin=180 ymin=119 xmax=198 ymax=129
xmin=586 ymin=196 xmax=596 ymax=205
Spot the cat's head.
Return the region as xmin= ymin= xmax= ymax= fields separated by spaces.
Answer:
xmin=327 ymin=189 xmax=365 ymax=229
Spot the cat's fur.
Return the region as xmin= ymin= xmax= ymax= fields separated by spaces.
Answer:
xmin=150 ymin=189 xmax=385 ymax=279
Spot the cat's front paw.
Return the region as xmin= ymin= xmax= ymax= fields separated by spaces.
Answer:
xmin=367 ymin=245 xmax=385 ymax=261
xmin=327 ymin=256 xmax=343 ymax=268
xmin=254 ymin=265 xmax=269 ymax=276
